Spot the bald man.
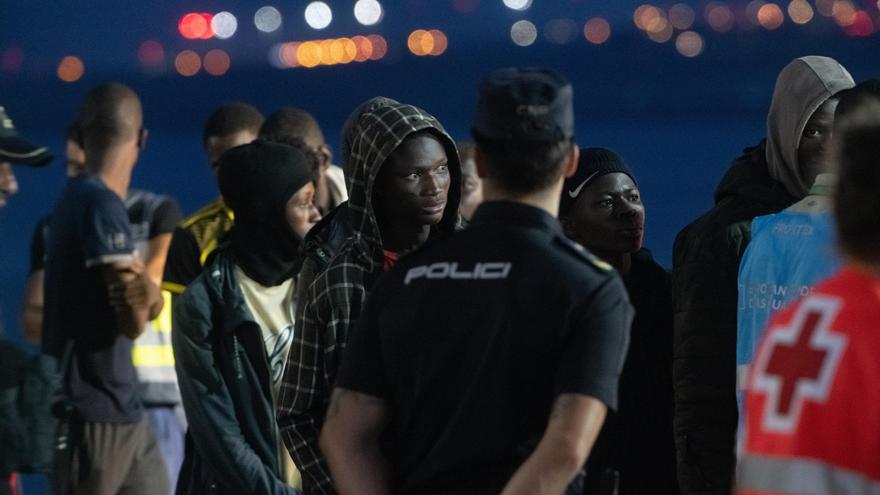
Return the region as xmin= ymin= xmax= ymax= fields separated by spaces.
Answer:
xmin=42 ymin=83 xmax=168 ymax=495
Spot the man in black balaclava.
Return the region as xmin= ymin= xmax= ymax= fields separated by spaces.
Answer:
xmin=172 ymin=140 xmax=320 ymax=495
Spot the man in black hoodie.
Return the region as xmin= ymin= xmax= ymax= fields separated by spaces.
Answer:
xmin=276 ymin=97 xmax=460 ymax=494
xmin=672 ymin=56 xmax=853 ymax=494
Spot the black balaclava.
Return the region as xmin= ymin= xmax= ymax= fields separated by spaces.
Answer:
xmin=217 ymin=140 xmax=316 ymax=286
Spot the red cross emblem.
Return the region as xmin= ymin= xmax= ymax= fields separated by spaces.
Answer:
xmin=751 ymin=295 xmax=847 ymax=432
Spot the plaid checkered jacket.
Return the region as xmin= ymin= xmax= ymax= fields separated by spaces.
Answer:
xmin=276 ymin=97 xmax=461 ymax=494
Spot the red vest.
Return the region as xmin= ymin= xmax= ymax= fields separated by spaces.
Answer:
xmin=739 ymin=267 xmax=880 ymax=494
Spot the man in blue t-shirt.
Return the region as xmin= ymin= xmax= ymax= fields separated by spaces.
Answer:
xmin=42 ymin=83 xmax=167 ymax=495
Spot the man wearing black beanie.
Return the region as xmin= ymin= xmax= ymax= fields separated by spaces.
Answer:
xmin=172 ymin=140 xmax=320 ymax=495
xmin=559 ymin=147 xmax=677 ymax=495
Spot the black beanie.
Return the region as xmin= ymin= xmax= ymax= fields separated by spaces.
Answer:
xmin=559 ymin=147 xmax=636 ymax=217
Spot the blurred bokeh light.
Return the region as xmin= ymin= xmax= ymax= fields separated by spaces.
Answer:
xmin=57 ymin=56 xmax=84 ymax=82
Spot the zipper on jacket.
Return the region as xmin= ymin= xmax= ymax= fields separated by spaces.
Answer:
xmin=232 ymin=335 xmax=244 ymax=380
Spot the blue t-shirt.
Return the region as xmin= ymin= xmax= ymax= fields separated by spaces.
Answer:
xmin=43 ymin=175 xmax=142 ymax=423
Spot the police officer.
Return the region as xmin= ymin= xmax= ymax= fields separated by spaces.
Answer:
xmin=319 ymin=67 xmax=634 ymax=495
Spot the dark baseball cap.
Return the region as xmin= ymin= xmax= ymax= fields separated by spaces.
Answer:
xmin=0 ymin=106 xmax=52 ymax=166
xmin=472 ymin=67 xmax=574 ymax=142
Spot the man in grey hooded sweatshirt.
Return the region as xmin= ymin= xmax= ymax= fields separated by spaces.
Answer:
xmin=671 ymin=56 xmax=853 ymax=494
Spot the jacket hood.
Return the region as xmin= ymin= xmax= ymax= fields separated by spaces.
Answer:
xmin=342 ymin=96 xmax=461 ymax=259
xmin=765 ymin=56 xmax=854 ymax=198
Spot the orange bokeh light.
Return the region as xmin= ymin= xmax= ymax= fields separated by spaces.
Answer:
xmin=633 ymin=5 xmax=657 ymax=30
xmin=340 ymin=38 xmax=358 ymax=63
xmin=367 ymin=35 xmax=387 ymax=60
xmin=274 ymin=35 xmax=387 ymax=69
xmin=57 ymin=56 xmax=84 ymax=82
xmin=175 ymin=50 xmax=201 ymax=76
xmin=636 ymin=5 xmax=665 ymax=31
xmin=757 ymin=3 xmax=785 ymax=29
xmin=429 ymin=30 xmax=448 ymax=55
xmin=319 ymin=39 xmax=336 ymax=65
xmin=204 ymin=49 xmax=230 ymax=76
xmin=297 ymin=42 xmax=322 ymax=68
xmin=408 ymin=30 xmax=431 ymax=55
xmin=408 ymin=30 xmax=449 ymax=56
xmin=352 ymin=35 xmax=373 ymax=62
xmin=584 ymin=17 xmax=611 ymax=44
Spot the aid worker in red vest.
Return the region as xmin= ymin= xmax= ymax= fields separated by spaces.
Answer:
xmin=738 ymin=83 xmax=880 ymax=495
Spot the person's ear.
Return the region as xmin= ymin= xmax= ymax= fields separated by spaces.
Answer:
xmin=562 ymin=143 xmax=579 ymax=179
xmin=137 ymin=128 xmax=149 ymax=150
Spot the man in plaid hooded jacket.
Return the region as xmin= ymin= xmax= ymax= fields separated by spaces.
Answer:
xmin=276 ymin=97 xmax=461 ymax=494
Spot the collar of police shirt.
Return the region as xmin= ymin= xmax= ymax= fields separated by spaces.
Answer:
xmin=469 ymin=200 xmax=562 ymax=235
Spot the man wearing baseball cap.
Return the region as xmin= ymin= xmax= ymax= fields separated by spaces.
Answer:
xmin=320 ymin=68 xmax=633 ymax=495
xmin=0 ymin=105 xmax=51 ymax=495
xmin=0 ymin=106 xmax=52 ymax=208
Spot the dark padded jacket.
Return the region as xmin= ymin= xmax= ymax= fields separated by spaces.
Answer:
xmin=671 ymin=142 xmax=795 ymax=494
xmin=293 ymin=201 xmax=353 ymax=326
xmin=172 ymin=248 xmax=299 ymax=495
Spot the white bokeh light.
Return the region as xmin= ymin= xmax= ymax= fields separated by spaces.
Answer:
xmin=305 ymin=2 xmax=333 ymax=30
xmin=254 ymin=6 xmax=282 ymax=33
xmin=354 ymin=0 xmax=384 ymax=26
xmin=503 ymin=0 xmax=533 ymax=11
xmin=510 ymin=20 xmax=538 ymax=46
xmin=212 ymin=12 xmax=238 ymax=39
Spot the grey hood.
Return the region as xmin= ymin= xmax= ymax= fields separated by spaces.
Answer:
xmin=765 ymin=55 xmax=853 ymax=198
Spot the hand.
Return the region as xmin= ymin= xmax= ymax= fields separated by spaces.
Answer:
xmin=107 ymin=266 xmax=153 ymax=311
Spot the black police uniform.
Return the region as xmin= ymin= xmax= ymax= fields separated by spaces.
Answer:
xmin=337 ymin=200 xmax=634 ymax=495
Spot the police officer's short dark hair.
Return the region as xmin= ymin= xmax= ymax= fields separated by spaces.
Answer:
xmin=202 ymin=103 xmax=264 ymax=148
xmin=834 ymin=96 xmax=880 ymax=263
xmin=474 ymin=137 xmax=572 ymax=193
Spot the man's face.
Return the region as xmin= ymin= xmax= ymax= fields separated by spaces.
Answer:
xmin=206 ymin=129 xmax=257 ymax=170
xmin=459 ymin=154 xmax=483 ymax=221
xmin=0 ymin=162 xmax=18 ymax=208
xmin=285 ymin=181 xmax=322 ymax=240
xmin=375 ymin=133 xmax=450 ymax=226
xmin=565 ymin=173 xmax=645 ymax=256
xmin=798 ymin=97 xmax=839 ymax=186
xmin=65 ymin=139 xmax=86 ymax=177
